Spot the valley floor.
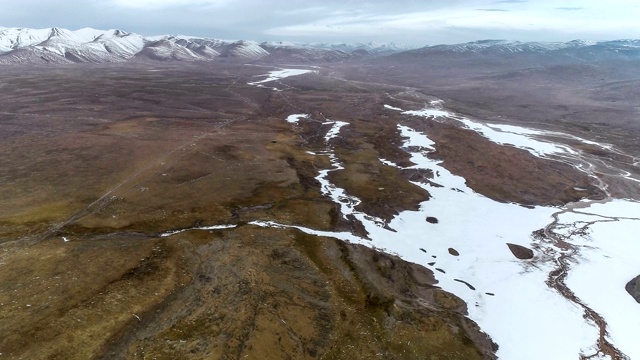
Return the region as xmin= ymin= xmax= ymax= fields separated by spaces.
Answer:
xmin=0 ymin=62 xmax=638 ymax=359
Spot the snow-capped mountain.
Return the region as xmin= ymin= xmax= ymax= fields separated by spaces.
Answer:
xmin=0 ymin=27 xmax=145 ymax=64
xmin=156 ymin=36 xmax=268 ymax=59
xmin=0 ymin=27 xmax=364 ymax=64
xmin=0 ymin=27 xmax=279 ymax=64
xmin=2 ymin=26 xmax=639 ymax=65
xmin=302 ymin=41 xmax=415 ymax=55
xmin=0 ymin=26 xmax=416 ymax=65
xmin=411 ymin=39 xmax=585 ymax=54
xmin=396 ymin=39 xmax=640 ymax=59
xmin=259 ymin=41 xmax=352 ymax=62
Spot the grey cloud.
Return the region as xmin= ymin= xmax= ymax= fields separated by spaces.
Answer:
xmin=0 ymin=0 xmax=636 ymax=46
xmin=476 ymin=8 xmax=509 ymax=12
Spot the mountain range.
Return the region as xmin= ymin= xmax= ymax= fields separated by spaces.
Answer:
xmin=1 ymin=26 xmax=639 ymax=65
xmin=0 ymin=27 xmax=411 ymax=64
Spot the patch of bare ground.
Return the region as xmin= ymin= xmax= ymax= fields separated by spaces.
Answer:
xmin=0 ymin=226 xmax=494 ymax=360
xmin=97 ymin=227 xmax=495 ymax=360
xmin=0 ymin=236 xmax=190 ymax=359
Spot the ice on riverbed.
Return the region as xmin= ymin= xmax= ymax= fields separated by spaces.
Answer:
xmin=249 ymin=220 xmax=365 ymax=244
xmin=388 ymin=103 xmax=579 ymax=158
xmin=324 ymin=120 xmax=348 ymax=142
xmin=457 ymin=118 xmax=575 ymax=157
xmin=248 ymin=68 xmax=315 ymax=87
xmin=398 ymin=125 xmax=435 ymax=150
xmin=160 ymin=224 xmax=237 ymax=237
xmin=556 ymin=200 xmax=640 ymax=360
xmin=383 ymin=104 xmax=403 ymax=111
xmin=402 ymin=107 xmax=451 ymax=119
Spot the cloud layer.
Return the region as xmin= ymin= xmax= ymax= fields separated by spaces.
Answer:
xmin=1 ymin=0 xmax=638 ymax=45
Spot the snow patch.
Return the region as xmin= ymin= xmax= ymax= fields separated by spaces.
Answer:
xmin=403 ymin=107 xmax=451 ymax=119
xmin=286 ymin=114 xmax=309 ymax=124
xmin=248 ymin=68 xmax=316 ymax=87
xmin=383 ymin=104 xmax=403 ymax=111
xmin=160 ymin=224 xmax=237 ymax=237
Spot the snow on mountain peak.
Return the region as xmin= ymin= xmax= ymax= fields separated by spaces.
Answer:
xmin=0 ymin=27 xmax=195 ymax=63
xmin=401 ymin=39 xmax=640 ymax=59
xmin=1 ymin=26 xmax=639 ymax=65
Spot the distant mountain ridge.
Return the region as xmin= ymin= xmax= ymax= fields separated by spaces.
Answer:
xmin=0 ymin=26 xmax=413 ymax=65
xmin=1 ymin=26 xmax=639 ymax=65
xmin=395 ymin=39 xmax=640 ymax=61
xmin=0 ymin=27 xmax=268 ymax=64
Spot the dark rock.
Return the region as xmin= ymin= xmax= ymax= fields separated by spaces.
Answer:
xmin=426 ymin=216 xmax=439 ymax=224
xmin=345 ymin=214 xmax=370 ymax=240
xmin=448 ymin=248 xmax=460 ymax=256
xmin=401 ymin=168 xmax=443 ymax=188
xmin=454 ymin=279 xmax=476 ymax=290
xmin=626 ymin=275 xmax=640 ymax=303
xmin=506 ymin=243 xmax=534 ymax=260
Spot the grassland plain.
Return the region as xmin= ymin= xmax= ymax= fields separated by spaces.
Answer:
xmin=0 ymin=63 xmax=510 ymax=359
xmin=1 ymin=58 xmax=626 ymax=359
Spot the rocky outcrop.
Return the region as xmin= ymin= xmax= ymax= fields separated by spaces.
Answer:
xmin=626 ymin=275 xmax=640 ymax=303
xmin=506 ymin=243 xmax=535 ymax=260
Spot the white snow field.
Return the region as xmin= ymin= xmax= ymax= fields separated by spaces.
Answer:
xmin=285 ymin=114 xmax=309 ymax=124
xmin=279 ymin=115 xmax=600 ymax=360
xmin=555 ymin=201 xmax=640 ymax=360
xmin=258 ymin=105 xmax=639 ymax=359
xmin=247 ymin=68 xmax=316 ymax=90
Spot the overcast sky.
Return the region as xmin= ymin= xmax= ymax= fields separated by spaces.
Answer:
xmin=1 ymin=0 xmax=639 ymax=45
